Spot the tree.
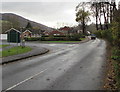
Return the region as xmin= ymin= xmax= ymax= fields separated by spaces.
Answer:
xmin=86 ymin=23 xmax=96 ymax=33
xmin=26 ymin=22 xmax=32 ymax=29
xmin=91 ymin=2 xmax=99 ymax=30
xmin=90 ymin=0 xmax=117 ymax=30
xmin=111 ymin=9 xmax=120 ymax=48
xmin=76 ymin=3 xmax=91 ymax=35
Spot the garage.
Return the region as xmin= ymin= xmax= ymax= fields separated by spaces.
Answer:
xmin=6 ymin=28 xmax=21 ymax=43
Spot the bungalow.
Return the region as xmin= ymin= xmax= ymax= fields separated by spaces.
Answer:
xmin=22 ymin=30 xmax=32 ymax=38
xmin=43 ymin=31 xmax=50 ymax=36
xmin=59 ymin=26 xmax=71 ymax=35
xmin=49 ymin=30 xmax=64 ymax=36
xmin=77 ymin=30 xmax=83 ymax=34
xmin=31 ymin=29 xmax=43 ymax=37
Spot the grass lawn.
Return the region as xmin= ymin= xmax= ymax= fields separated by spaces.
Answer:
xmin=0 ymin=46 xmax=32 ymax=57
xmin=40 ymin=41 xmax=81 ymax=43
xmin=0 ymin=44 xmax=10 ymax=48
xmin=80 ymin=38 xmax=86 ymax=41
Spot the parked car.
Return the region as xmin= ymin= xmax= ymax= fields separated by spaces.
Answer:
xmin=91 ymin=34 xmax=96 ymax=40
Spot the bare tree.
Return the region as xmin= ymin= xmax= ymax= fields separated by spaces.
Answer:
xmin=90 ymin=0 xmax=117 ymax=30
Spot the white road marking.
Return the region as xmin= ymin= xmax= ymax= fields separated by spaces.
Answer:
xmin=69 ymin=45 xmax=74 ymax=47
xmin=5 ymin=69 xmax=48 ymax=91
xmin=49 ymin=44 xmax=56 ymax=46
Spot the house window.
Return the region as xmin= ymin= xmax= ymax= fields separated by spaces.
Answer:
xmin=24 ymin=34 xmax=27 ymax=37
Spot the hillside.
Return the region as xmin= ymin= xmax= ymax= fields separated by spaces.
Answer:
xmin=1 ymin=13 xmax=54 ymax=33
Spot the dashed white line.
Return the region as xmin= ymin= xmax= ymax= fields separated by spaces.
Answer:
xmin=49 ymin=44 xmax=56 ymax=46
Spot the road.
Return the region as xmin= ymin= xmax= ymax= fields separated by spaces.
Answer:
xmin=2 ymin=39 xmax=107 ymax=91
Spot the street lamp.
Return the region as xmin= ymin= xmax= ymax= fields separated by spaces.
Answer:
xmin=20 ymin=27 xmax=25 ymax=47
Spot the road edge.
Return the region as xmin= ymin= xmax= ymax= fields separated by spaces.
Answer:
xmin=1 ymin=47 xmax=49 ymax=65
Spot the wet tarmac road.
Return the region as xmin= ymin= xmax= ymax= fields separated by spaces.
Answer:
xmin=2 ymin=39 xmax=107 ymax=90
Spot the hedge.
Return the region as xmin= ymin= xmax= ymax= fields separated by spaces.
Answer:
xmin=24 ymin=35 xmax=83 ymax=41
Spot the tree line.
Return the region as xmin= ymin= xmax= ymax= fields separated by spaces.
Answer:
xmin=75 ymin=0 xmax=118 ymax=33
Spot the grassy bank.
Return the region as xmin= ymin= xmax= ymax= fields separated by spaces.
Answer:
xmin=111 ymin=47 xmax=120 ymax=89
xmin=94 ymin=29 xmax=120 ymax=90
xmin=0 ymin=46 xmax=32 ymax=57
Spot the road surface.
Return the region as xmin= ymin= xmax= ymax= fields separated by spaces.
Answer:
xmin=2 ymin=39 xmax=106 ymax=91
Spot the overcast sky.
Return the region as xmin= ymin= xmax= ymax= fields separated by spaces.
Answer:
xmin=2 ymin=2 xmax=80 ymax=28
xmin=2 ymin=0 xmax=120 ymax=28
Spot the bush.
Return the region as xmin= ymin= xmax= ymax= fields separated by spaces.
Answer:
xmin=42 ymin=35 xmax=49 ymax=37
xmin=54 ymin=35 xmax=66 ymax=37
xmin=94 ymin=30 xmax=113 ymax=45
xmin=67 ymin=34 xmax=82 ymax=41
xmin=40 ymin=37 xmax=45 ymax=41
xmin=24 ymin=37 xmax=41 ymax=41
xmin=94 ymin=30 xmax=102 ymax=38
xmin=111 ymin=47 xmax=120 ymax=61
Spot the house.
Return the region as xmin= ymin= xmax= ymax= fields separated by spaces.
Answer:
xmin=5 ymin=28 xmax=21 ymax=43
xmin=0 ymin=34 xmax=7 ymax=40
xmin=31 ymin=29 xmax=43 ymax=37
xmin=77 ymin=30 xmax=83 ymax=34
xmin=59 ymin=26 xmax=72 ymax=35
xmin=22 ymin=30 xmax=32 ymax=38
xmin=43 ymin=31 xmax=50 ymax=36
xmin=49 ymin=30 xmax=64 ymax=36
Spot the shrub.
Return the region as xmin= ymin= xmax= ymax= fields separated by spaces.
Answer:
xmin=24 ymin=37 xmax=41 ymax=41
xmin=94 ymin=30 xmax=113 ymax=45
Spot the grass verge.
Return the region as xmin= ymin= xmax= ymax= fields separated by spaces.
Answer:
xmin=39 ymin=41 xmax=81 ymax=43
xmin=80 ymin=38 xmax=86 ymax=41
xmin=104 ymin=44 xmax=120 ymax=90
xmin=0 ymin=44 xmax=9 ymax=48
xmin=0 ymin=46 xmax=32 ymax=57
xmin=111 ymin=47 xmax=120 ymax=90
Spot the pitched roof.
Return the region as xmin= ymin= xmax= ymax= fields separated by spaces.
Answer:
xmin=59 ymin=26 xmax=71 ymax=31
xmin=44 ymin=31 xmax=50 ymax=34
xmin=23 ymin=30 xmax=32 ymax=33
xmin=49 ymin=30 xmax=64 ymax=35
xmin=5 ymin=28 xmax=21 ymax=33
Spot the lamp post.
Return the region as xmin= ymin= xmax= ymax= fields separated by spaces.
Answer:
xmin=16 ymin=30 xmax=18 ymax=54
xmin=20 ymin=27 xmax=25 ymax=47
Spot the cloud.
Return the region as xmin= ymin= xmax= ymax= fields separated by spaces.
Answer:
xmin=2 ymin=2 xmax=79 ymax=27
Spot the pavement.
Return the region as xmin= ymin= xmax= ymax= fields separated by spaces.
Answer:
xmin=2 ymin=39 xmax=107 ymax=91
xmin=1 ymin=46 xmax=49 ymax=65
